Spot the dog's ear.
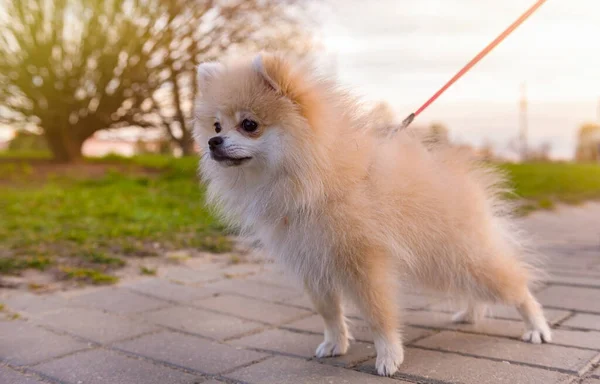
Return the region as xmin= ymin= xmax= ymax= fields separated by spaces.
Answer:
xmin=253 ymin=53 xmax=319 ymax=124
xmin=253 ymin=53 xmax=301 ymax=100
xmin=197 ymin=62 xmax=224 ymax=92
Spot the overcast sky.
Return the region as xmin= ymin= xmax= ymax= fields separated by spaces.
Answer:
xmin=320 ymin=0 xmax=600 ymax=158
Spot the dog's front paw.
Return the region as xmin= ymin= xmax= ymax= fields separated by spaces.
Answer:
xmin=522 ymin=324 xmax=552 ymax=344
xmin=315 ymin=338 xmax=349 ymax=358
xmin=375 ymin=344 xmax=404 ymax=376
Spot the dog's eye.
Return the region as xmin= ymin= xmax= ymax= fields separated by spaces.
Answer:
xmin=241 ymin=119 xmax=258 ymax=133
xmin=214 ymin=122 xmax=221 ymax=133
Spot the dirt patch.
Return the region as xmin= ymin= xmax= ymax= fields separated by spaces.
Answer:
xmin=0 ymin=239 xmax=259 ymax=293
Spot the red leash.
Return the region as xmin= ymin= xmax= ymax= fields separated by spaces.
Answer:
xmin=394 ymin=0 xmax=549 ymax=133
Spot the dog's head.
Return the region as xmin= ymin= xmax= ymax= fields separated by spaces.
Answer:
xmin=194 ymin=53 xmax=323 ymax=174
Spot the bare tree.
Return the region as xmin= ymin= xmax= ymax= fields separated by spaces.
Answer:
xmin=0 ymin=0 xmax=316 ymax=161
xmin=0 ymin=0 xmax=161 ymax=162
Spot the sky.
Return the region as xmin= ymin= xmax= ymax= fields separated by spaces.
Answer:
xmin=319 ymin=0 xmax=600 ymax=158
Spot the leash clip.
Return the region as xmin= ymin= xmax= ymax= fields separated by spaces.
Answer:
xmin=390 ymin=112 xmax=415 ymax=136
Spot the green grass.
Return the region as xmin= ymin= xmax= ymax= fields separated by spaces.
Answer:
xmin=60 ymin=267 xmax=119 ymax=285
xmin=139 ymin=266 xmax=157 ymax=276
xmin=0 ymin=162 xmax=34 ymax=180
xmin=0 ymin=256 xmax=53 ymax=274
xmin=0 ymin=153 xmax=230 ymax=281
xmin=0 ymin=150 xmax=52 ymax=160
xmin=82 ymin=251 xmax=126 ymax=267
xmin=502 ymin=162 xmax=600 ymax=207
xmin=1 ymin=151 xmax=599 ymax=283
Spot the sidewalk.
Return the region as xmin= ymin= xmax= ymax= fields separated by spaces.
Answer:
xmin=2 ymin=203 xmax=600 ymax=384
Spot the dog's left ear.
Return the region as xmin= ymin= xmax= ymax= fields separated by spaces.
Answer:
xmin=253 ymin=53 xmax=303 ymax=101
xmin=253 ymin=53 xmax=320 ymax=124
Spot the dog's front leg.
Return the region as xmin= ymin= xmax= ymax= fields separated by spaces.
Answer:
xmin=305 ymin=283 xmax=350 ymax=358
xmin=345 ymin=257 xmax=404 ymax=376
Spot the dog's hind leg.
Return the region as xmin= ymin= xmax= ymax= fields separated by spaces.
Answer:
xmin=305 ymin=284 xmax=350 ymax=357
xmin=466 ymin=257 xmax=552 ymax=343
xmin=452 ymin=301 xmax=487 ymax=324
xmin=516 ymin=290 xmax=552 ymax=344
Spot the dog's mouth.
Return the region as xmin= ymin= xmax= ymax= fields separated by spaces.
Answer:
xmin=210 ymin=152 xmax=252 ymax=166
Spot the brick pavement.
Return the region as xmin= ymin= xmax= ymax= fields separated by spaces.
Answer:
xmin=1 ymin=203 xmax=600 ymax=384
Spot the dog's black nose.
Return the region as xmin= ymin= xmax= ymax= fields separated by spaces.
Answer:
xmin=208 ymin=136 xmax=223 ymax=149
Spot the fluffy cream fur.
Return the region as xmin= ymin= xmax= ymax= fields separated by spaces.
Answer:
xmin=194 ymin=53 xmax=551 ymax=377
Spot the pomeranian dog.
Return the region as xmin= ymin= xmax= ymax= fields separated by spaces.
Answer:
xmin=194 ymin=53 xmax=551 ymax=376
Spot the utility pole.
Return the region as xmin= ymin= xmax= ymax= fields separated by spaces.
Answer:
xmin=519 ymin=82 xmax=528 ymax=162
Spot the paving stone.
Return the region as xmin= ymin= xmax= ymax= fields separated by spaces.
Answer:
xmin=32 ymin=349 xmax=199 ymax=384
xmin=195 ymin=294 xmax=311 ymax=324
xmin=0 ymin=321 xmax=90 ymax=365
xmin=202 ymin=278 xmax=302 ymax=302
xmin=68 ymin=287 xmax=167 ymax=314
xmin=218 ymin=263 xmax=267 ymax=277
xmin=546 ymin=259 xmax=598 ymax=271
xmin=246 ymin=269 xmax=303 ymax=289
xmin=3 ymin=205 xmax=599 ymax=384
xmin=282 ymin=295 xmax=314 ymax=310
xmin=139 ymin=305 xmax=264 ymax=340
xmin=408 ymin=310 xmax=535 ymax=336
xmin=283 ymin=314 xmax=433 ymax=344
xmin=545 ymin=274 xmax=600 ymax=288
xmin=284 ymin=314 xmax=372 ymax=341
xmin=359 ymin=347 xmax=571 ymax=384
xmin=562 ymin=314 xmax=600 ymax=331
xmin=115 ymin=330 xmax=268 ymax=374
xmin=0 ymin=366 xmax=47 ymax=384
xmin=281 ymin=295 xmax=366 ymax=318
xmin=547 ymin=260 xmax=600 ymax=271
xmin=162 ymin=266 xmax=221 ymax=284
xmin=488 ymin=306 xmax=571 ymax=324
xmin=226 ymin=356 xmax=406 ymax=384
xmin=1 ymin=293 xmax=69 ymax=315
xmin=582 ymin=379 xmax=600 ymax=384
xmin=426 ymin=302 xmax=571 ymax=324
xmin=36 ymin=307 xmax=157 ymax=343
xmin=229 ymin=328 xmax=376 ymax=366
xmin=414 ymin=331 xmax=598 ymax=374
xmin=592 ymin=365 xmax=600 ymax=378
xmin=413 ymin=312 xmax=600 ymax=350
xmin=548 ymin=268 xmax=600 ymax=279
xmin=537 ymin=286 xmax=600 ymax=313
xmin=551 ymin=329 xmax=600 ymax=350
xmin=122 ymin=278 xmax=215 ymax=303
xmin=229 ymin=328 xmax=322 ymax=357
